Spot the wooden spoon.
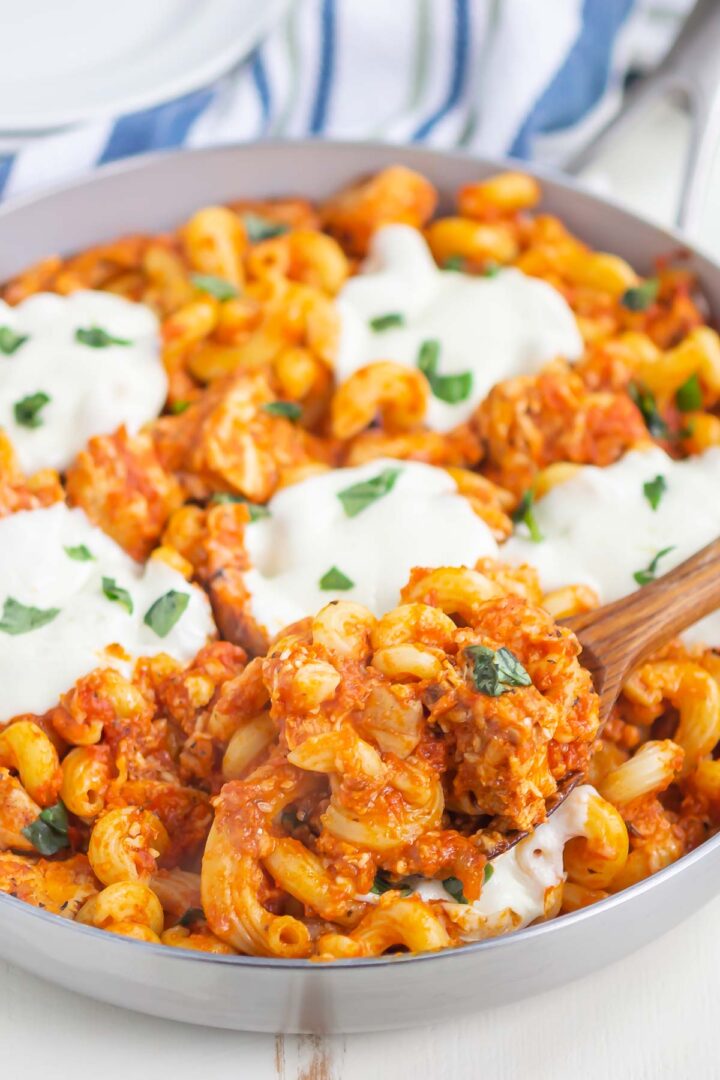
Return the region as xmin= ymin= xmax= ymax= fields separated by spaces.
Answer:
xmin=562 ymin=536 xmax=720 ymax=722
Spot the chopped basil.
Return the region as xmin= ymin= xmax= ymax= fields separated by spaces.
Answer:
xmin=190 ymin=273 xmax=239 ymax=301
xmin=621 ymin=278 xmax=659 ymax=312
xmin=170 ymin=399 xmax=191 ymax=415
xmin=417 ymin=338 xmax=473 ymax=405
xmin=484 ymin=263 xmax=501 ymax=278
xmin=243 ymin=213 xmax=290 ymax=243
xmin=465 ymin=644 xmax=532 ymax=697
xmin=483 ymin=863 xmax=494 ymax=884
xmin=443 ymin=876 xmax=469 ymax=904
xmin=642 ymin=474 xmax=666 ymax=512
xmin=0 ymin=326 xmax=28 ymax=354
xmin=209 ymin=492 xmax=271 ymax=521
xmin=0 ymin=596 xmax=60 ymax=635
xmin=64 ymin=544 xmax=95 ymax=562
xmin=21 ymin=800 xmax=69 ymax=856
xmin=675 ymin=373 xmax=702 ymax=412
xmin=263 ymin=401 xmax=302 ymax=420
xmin=511 ymin=489 xmax=543 ymax=543
xmin=633 ymin=546 xmax=675 ymax=586
xmin=443 ymin=255 xmax=465 ymax=272
xmin=628 ymin=381 xmax=669 ymax=438
xmin=370 ymin=871 xmax=412 ymax=897
xmin=75 ymin=326 xmax=131 ymax=348
xmin=101 ymin=576 xmax=133 ymax=614
xmin=14 ymin=391 xmax=50 ymax=428
xmin=178 ymin=907 xmax=205 ymax=928
xmin=144 ymin=590 xmax=190 ymax=638
xmin=337 ymin=468 xmax=402 ymax=518
xmin=369 ymin=312 xmax=405 ymax=332
xmin=319 ymin=566 xmax=355 ymax=591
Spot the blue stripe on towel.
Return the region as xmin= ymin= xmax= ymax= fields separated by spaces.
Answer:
xmin=412 ymin=0 xmax=470 ymax=141
xmin=98 ymin=86 xmax=216 ymax=165
xmin=310 ymin=0 xmax=337 ymax=133
xmin=252 ymin=51 xmax=273 ymax=130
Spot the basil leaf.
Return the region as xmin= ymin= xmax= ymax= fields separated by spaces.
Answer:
xmin=0 ymin=597 xmax=60 ymax=635
xmin=443 ymin=255 xmax=465 ymax=272
xmin=75 ymin=326 xmax=131 ymax=348
xmin=483 ymin=863 xmax=494 ymax=884
xmin=633 ymin=546 xmax=675 ymax=586
xmin=484 ymin=263 xmax=501 ymax=278
xmin=621 ymin=278 xmax=659 ymax=311
xmin=21 ymin=800 xmax=69 ymax=856
xmin=642 ymin=475 xmax=666 ymax=512
xmin=210 ymin=492 xmax=271 ymax=521
xmin=263 ymin=401 xmax=302 ymax=420
xmin=64 ymin=544 xmax=94 ymax=562
xmin=14 ymin=391 xmax=50 ymax=428
xmin=178 ymin=907 xmax=205 ymax=928
xmin=442 ymin=876 xmax=469 ymax=904
xmin=243 ymin=213 xmax=290 ymax=242
xmin=337 ymin=468 xmax=402 ymax=518
xmin=628 ymin=381 xmax=669 ymax=438
xmin=101 ymin=576 xmax=133 ymax=614
xmin=370 ymin=871 xmax=412 ymax=897
xmin=465 ymin=644 xmax=532 ymax=697
xmin=144 ymin=590 xmax=190 ymax=638
xmin=319 ymin=566 xmax=355 ymax=591
xmin=170 ymin=399 xmax=191 ymax=415
xmin=190 ymin=273 xmax=239 ymax=301
xmin=369 ymin=312 xmax=405 ymax=332
xmin=675 ymin=373 xmax=702 ymax=412
xmin=417 ymin=339 xmax=473 ymax=405
xmin=511 ymin=489 xmax=543 ymax=543
xmin=0 ymin=326 xmax=28 ymax=354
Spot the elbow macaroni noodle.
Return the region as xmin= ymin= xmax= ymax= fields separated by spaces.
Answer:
xmin=0 ymin=166 xmax=719 ymax=960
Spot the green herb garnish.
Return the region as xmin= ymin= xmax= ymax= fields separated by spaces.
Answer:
xmin=443 ymin=876 xmax=469 ymax=904
xmin=190 ymin=273 xmax=239 ymax=301
xmin=144 ymin=590 xmax=189 ymax=638
xmin=483 ymin=863 xmax=494 ymax=884
xmin=21 ymin=800 xmax=70 ymax=856
xmin=633 ymin=546 xmax=675 ymax=586
xmin=75 ymin=326 xmax=131 ymax=348
xmin=64 ymin=544 xmax=94 ymax=562
xmin=101 ymin=577 xmax=133 ymax=614
xmin=465 ymin=644 xmax=532 ymax=697
xmin=178 ymin=907 xmax=205 ymax=928
xmin=170 ymin=399 xmax=191 ymax=415
xmin=443 ymin=255 xmax=465 ymax=272
xmin=0 ymin=326 xmax=28 ymax=354
xmin=642 ymin=475 xmax=667 ymax=512
xmin=621 ymin=278 xmax=659 ymax=312
xmin=417 ymin=338 xmax=473 ymax=405
xmin=370 ymin=871 xmax=412 ymax=897
xmin=209 ymin=492 xmax=271 ymax=521
xmin=511 ymin=489 xmax=543 ymax=543
xmin=484 ymin=263 xmax=501 ymax=278
xmin=319 ymin=567 xmax=355 ymax=591
xmin=369 ymin=312 xmax=405 ymax=332
xmin=628 ymin=381 xmax=669 ymax=438
xmin=263 ymin=401 xmax=302 ymax=420
xmin=243 ymin=214 xmax=290 ymax=243
xmin=14 ymin=391 xmax=50 ymax=428
xmin=676 ymin=373 xmax=702 ymax=412
xmin=337 ymin=468 xmax=402 ymax=518
xmin=0 ymin=597 xmax=60 ymax=635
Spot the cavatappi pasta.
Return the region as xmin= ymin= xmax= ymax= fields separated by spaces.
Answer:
xmin=1 ymin=165 xmax=719 ymax=960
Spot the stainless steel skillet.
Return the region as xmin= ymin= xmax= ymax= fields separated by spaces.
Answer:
xmin=0 ymin=140 xmax=719 ymax=1034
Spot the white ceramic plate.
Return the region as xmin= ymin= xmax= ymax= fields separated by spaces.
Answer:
xmin=0 ymin=0 xmax=289 ymax=133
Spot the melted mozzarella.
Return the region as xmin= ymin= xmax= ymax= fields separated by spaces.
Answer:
xmin=335 ymin=225 xmax=583 ymax=431
xmin=244 ymin=459 xmax=498 ymax=637
xmin=0 ymin=291 xmax=166 ymax=473
xmin=0 ymin=503 xmax=215 ymax=722
xmin=504 ymin=446 xmax=720 ymax=645
xmin=412 ymin=785 xmax=592 ymax=932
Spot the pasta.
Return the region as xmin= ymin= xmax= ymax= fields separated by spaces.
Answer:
xmin=0 ymin=165 xmax=719 ymax=962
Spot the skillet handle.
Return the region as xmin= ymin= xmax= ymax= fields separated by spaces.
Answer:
xmin=563 ymin=0 xmax=720 ymax=236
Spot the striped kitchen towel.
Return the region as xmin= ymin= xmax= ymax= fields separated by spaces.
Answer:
xmin=0 ymin=0 xmax=693 ymax=202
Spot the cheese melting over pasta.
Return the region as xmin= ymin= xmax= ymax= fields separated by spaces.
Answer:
xmin=0 ymin=503 xmax=215 ymax=722
xmin=413 ymin=785 xmax=593 ymax=933
xmin=244 ymin=459 xmax=498 ymax=637
xmin=503 ymin=446 xmax=720 ymax=645
xmin=0 ymin=290 xmax=166 ymax=473
xmin=335 ymin=225 xmax=583 ymax=431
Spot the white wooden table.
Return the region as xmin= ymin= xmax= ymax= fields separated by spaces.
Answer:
xmin=3 ymin=107 xmax=720 ymax=1080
